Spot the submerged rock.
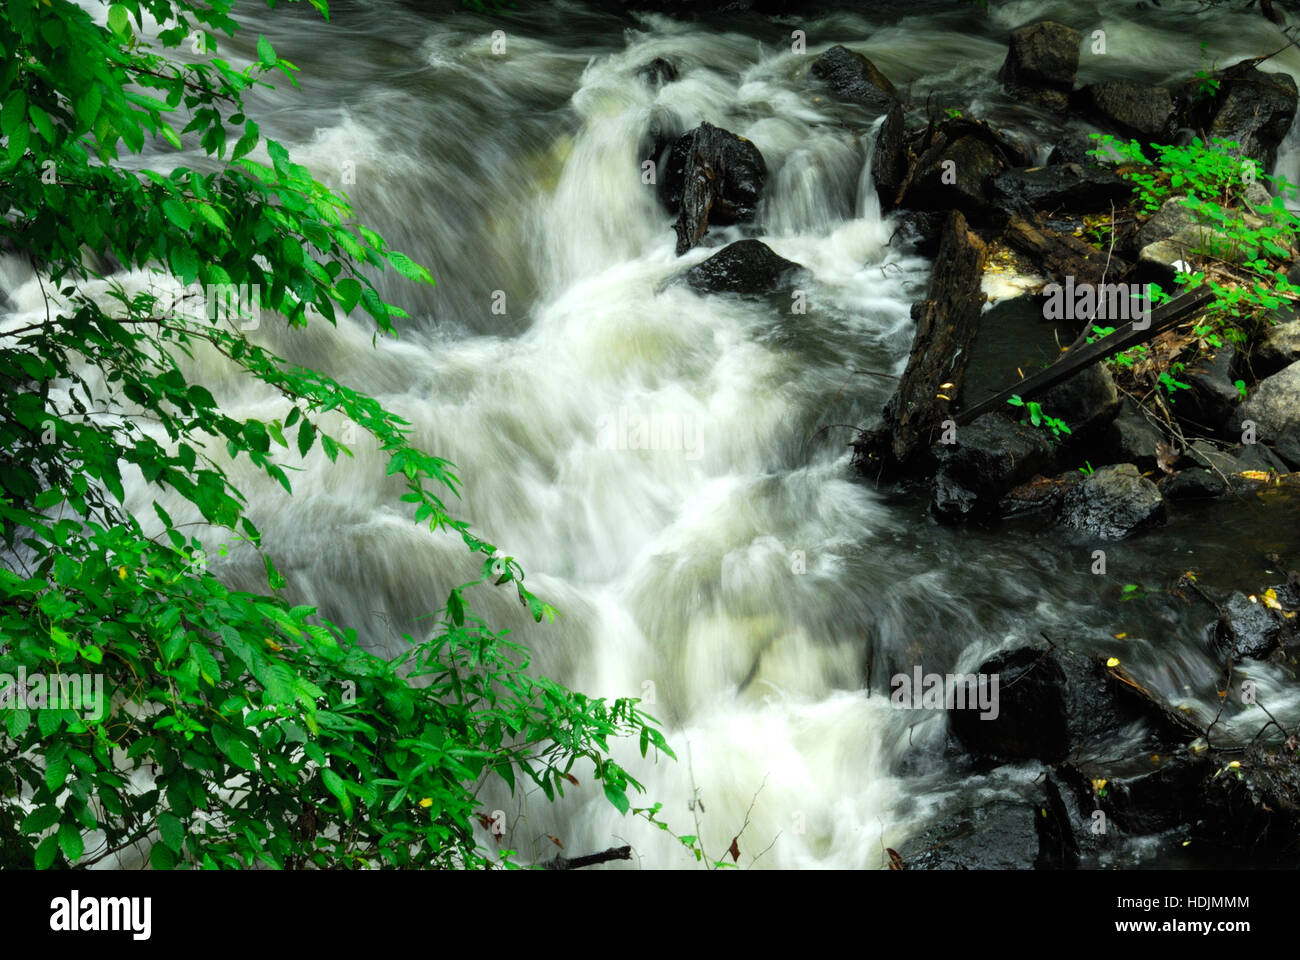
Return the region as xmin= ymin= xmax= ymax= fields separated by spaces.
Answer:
xmin=683 ymin=239 xmax=803 ymax=295
xmin=1060 ymin=463 xmax=1166 ymax=539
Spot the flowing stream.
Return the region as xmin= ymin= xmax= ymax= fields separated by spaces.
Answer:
xmin=11 ymin=0 xmax=1300 ymax=868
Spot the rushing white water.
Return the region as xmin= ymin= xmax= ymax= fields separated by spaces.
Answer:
xmin=9 ymin=0 xmax=1300 ymax=868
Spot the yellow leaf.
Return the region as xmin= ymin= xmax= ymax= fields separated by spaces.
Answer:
xmin=1114 ymin=632 xmax=1127 ymax=639
xmin=1106 ymin=657 xmax=1120 ymax=667
xmin=118 ymin=566 xmax=127 ymax=580
xmin=1228 ymin=760 xmax=1241 ymax=769
xmin=265 ymin=638 xmax=283 ymax=652
xmin=1263 ymin=588 xmax=1283 ymax=610
xmin=419 ymin=797 xmax=432 ymax=808
xmin=1237 ymin=470 xmax=1271 ymax=481
xmin=1091 ymin=778 xmax=1107 ymax=792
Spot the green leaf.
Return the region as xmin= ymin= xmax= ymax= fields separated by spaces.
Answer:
xmin=296 ymin=419 xmax=316 ymax=457
xmin=34 ymin=835 xmax=59 ymax=870
xmin=603 ymin=782 xmax=630 ymax=815
xmin=45 ymin=754 xmax=71 ymax=793
xmin=157 ymin=812 xmax=185 ymax=853
xmin=107 ymin=4 xmax=130 ymax=36
xmin=58 ymin=822 xmax=84 ymax=862
xmin=258 ymin=34 xmax=277 ymax=67
xmin=387 ymin=251 xmax=433 ymax=285
xmin=150 ymin=842 xmax=177 ymax=870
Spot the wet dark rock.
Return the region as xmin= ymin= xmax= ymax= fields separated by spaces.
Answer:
xmin=949 ymin=645 xmax=1191 ymax=765
xmin=683 ymin=239 xmax=804 ymax=296
xmin=1204 ymin=67 xmax=1298 ymax=171
xmin=1197 ymin=742 xmax=1300 ymax=858
xmin=997 ymin=473 xmax=1073 ymax=520
xmin=905 ymin=135 xmax=1005 ymax=216
xmin=1135 ymin=196 xmax=1197 ymax=250
xmin=1251 ymin=308 xmax=1300 ymax=380
xmin=1213 ymin=590 xmax=1291 ymax=660
xmin=900 ymin=796 xmax=1043 ymax=870
xmin=1047 ymin=137 xmax=1105 ymax=167
xmin=1060 ymin=463 xmax=1166 ymax=539
xmin=1185 ymin=438 xmax=1288 ymax=480
xmin=872 ymin=102 xmax=908 ymax=210
xmin=1175 ymin=343 xmax=1240 ymax=435
xmin=637 ymin=57 xmax=678 ymax=86
xmin=1077 ymin=80 xmax=1179 ymax=143
xmin=1159 ymin=468 xmax=1228 ymax=500
xmin=997 ymin=21 xmax=1081 ymax=113
xmin=1105 ymin=399 xmax=1168 ymax=473
xmin=1037 ymin=360 xmax=1121 ymax=442
xmin=1235 ymin=359 xmax=1300 ymax=469
xmin=931 ymin=413 xmax=1054 ymax=521
xmin=889 ymin=209 xmax=946 ymax=257
xmin=989 ymin=164 xmax=1131 ymax=218
xmin=658 ymin=122 xmax=767 ymax=255
xmin=809 ymin=44 xmax=898 ymax=114
xmin=1074 ymin=752 xmax=1215 ymax=838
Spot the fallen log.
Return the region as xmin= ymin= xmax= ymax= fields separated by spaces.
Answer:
xmin=1002 ymin=214 xmax=1127 ymax=286
xmin=542 ymin=844 xmax=632 ymax=870
xmin=852 ymin=209 xmax=986 ymax=476
xmin=954 ymin=283 xmax=1215 ymax=425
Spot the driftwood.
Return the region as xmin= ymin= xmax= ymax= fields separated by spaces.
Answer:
xmin=1002 ymin=214 xmax=1128 ymax=286
xmin=954 ymin=284 xmax=1215 ymax=425
xmin=852 ymin=210 xmax=986 ymax=476
xmin=542 ymin=844 xmax=632 ymax=870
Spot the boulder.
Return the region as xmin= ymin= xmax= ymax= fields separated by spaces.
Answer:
xmin=659 ymin=123 xmax=767 ymax=255
xmin=1060 ymin=463 xmax=1166 ymax=539
xmin=997 ymin=21 xmax=1081 ymax=113
xmin=1174 ymin=343 xmax=1240 ymax=435
xmin=1078 ymin=80 xmax=1179 ymax=144
xmin=1205 ymin=67 xmax=1298 ymax=171
xmin=989 ymin=164 xmax=1131 ymax=218
xmin=905 ymin=135 xmax=1005 ymax=216
xmin=1104 ymin=398 xmax=1168 ymax=472
xmin=1236 ymin=360 xmax=1300 ymax=469
xmin=931 ymin=413 xmax=1054 ymax=521
xmin=1158 ymin=467 xmax=1228 ymax=500
xmin=1197 ymin=742 xmax=1300 ymax=858
xmin=899 ymin=797 xmax=1043 ymax=870
xmin=948 ymin=645 xmax=1195 ymax=764
xmin=809 ymin=44 xmax=898 ymax=114
xmin=1251 ymin=308 xmax=1300 ymax=379
xmin=1036 ymin=360 xmax=1121 ymax=441
xmin=872 ymin=102 xmax=908 ymax=210
xmin=1213 ymin=590 xmax=1294 ymax=660
xmin=683 ymin=239 xmax=804 ymax=295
